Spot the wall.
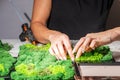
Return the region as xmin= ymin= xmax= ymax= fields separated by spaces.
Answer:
xmin=0 ymin=0 xmax=33 ymax=39
xmin=0 ymin=0 xmax=120 ymax=39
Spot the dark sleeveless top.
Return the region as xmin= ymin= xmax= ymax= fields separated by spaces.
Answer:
xmin=47 ymin=0 xmax=113 ymax=39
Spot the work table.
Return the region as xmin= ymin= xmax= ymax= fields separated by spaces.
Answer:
xmin=2 ymin=39 xmax=120 ymax=60
xmin=1 ymin=39 xmax=120 ymax=77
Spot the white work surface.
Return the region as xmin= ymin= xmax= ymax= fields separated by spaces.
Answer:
xmin=1 ymin=39 xmax=27 ymax=57
xmin=1 ymin=39 xmax=120 ymax=77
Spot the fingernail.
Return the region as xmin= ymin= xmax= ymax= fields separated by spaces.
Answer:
xmin=76 ymin=56 xmax=78 ymax=59
xmin=72 ymin=49 xmax=75 ymax=53
xmin=92 ymin=47 xmax=95 ymax=50
xmin=71 ymin=57 xmax=74 ymax=61
xmin=56 ymin=57 xmax=59 ymax=60
xmin=64 ymin=57 xmax=67 ymax=60
xmin=72 ymin=51 xmax=74 ymax=54
xmin=82 ymin=48 xmax=85 ymax=53
xmin=60 ymin=57 xmax=63 ymax=60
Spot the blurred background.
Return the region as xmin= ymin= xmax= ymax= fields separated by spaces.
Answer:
xmin=0 ymin=0 xmax=120 ymax=39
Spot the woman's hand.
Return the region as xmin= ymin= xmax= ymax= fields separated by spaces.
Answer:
xmin=73 ymin=30 xmax=118 ymax=58
xmin=49 ymin=31 xmax=74 ymax=61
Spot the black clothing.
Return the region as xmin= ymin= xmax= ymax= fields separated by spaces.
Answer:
xmin=48 ymin=0 xmax=114 ymax=39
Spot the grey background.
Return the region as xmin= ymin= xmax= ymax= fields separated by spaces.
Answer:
xmin=0 ymin=0 xmax=120 ymax=39
xmin=0 ymin=0 xmax=33 ymax=39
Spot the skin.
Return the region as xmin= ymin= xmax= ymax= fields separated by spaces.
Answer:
xmin=73 ymin=27 xmax=120 ymax=58
xmin=31 ymin=0 xmax=74 ymax=61
xmin=31 ymin=0 xmax=120 ymax=60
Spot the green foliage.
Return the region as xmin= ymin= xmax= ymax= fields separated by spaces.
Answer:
xmin=11 ymin=43 xmax=74 ymax=80
xmin=0 ymin=64 xmax=4 ymax=74
xmin=0 ymin=51 xmax=16 ymax=76
xmin=0 ymin=78 xmax=4 ymax=80
xmin=75 ymin=46 xmax=113 ymax=63
xmin=0 ymin=40 xmax=13 ymax=51
xmin=15 ymin=63 xmax=37 ymax=77
xmin=0 ymin=40 xmax=16 ymax=76
xmin=37 ymin=60 xmax=74 ymax=80
xmin=101 ymin=51 xmax=113 ymax=62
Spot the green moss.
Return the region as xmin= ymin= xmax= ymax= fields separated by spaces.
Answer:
xmin=11 ymin=43 xmax=74 ymax=80
xmin=75 ymin=46 xmax=113 ymax=63
xmin=0 ymin=40 xmax=16 ymax=76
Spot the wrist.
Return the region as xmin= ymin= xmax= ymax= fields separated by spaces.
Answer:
xmin=48 ymin=30 xmax=62 ymax=42
xmin=112 ymin=28 xmax=120 ymax=41
xmin=107 ymin=28 xmax=120 ymax=42
xmin=103 ymin=30 xmax=113 ymax=43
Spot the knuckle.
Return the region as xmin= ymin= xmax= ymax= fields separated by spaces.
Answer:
xmin=86 ymin=37 xmax=91 ymax=40
xmin=92 ymin=40 xmax=97 ymax=43
xmin=80 ymin=37 xmax=85 ymax=40
xmin=62 ymin=34 xmax=69 ymax=39
xmin=86 ymin=33 xmax=93 ymax=37
xmin=86 ymin=34 xmax=90 ymax=37
xmin=66 ymin=46 xmax=71 ymax=50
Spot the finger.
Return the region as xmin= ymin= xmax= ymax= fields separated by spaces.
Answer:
xmin=85 ymin=46 xmax=92 ymax=52
xmin=63 ymin=39 xmax=74 ymax=61
xmin=52 ymin=45 xmax=63 ymax=60
xmin=76 ymin=47 xmax=82 ymax=58
xmin=81 ymin=37 xmax=92 ymax=53
xmin=57 ymin=42 xmax=67 ymax=60
xmin=89 ymin=40 xmax=98 ymax=50
xmin=49 ymin=47 xmax=54 ymax=56
xmin=72 ymin=37 xmax=85 ymax=54
xmin=49 ymin=47 xmax=59 ymax=60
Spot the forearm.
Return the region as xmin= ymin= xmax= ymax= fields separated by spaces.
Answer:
xmin=31 ymin=22 xmax=49 ymax=43
xmin=107 ymin=27 xmax=120 ymax=42
xmin=31 ymin=0 xmax=53 ymax=44
xmin=31 ymin=22 xmax=61 ymax=44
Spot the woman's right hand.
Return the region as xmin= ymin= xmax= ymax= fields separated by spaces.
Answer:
xmin=48 ymin=31 xmax=74 ymax=61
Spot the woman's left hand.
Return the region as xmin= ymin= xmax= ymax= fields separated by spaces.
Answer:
xmin=72 ymin=30 xmax=116 ymax=58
